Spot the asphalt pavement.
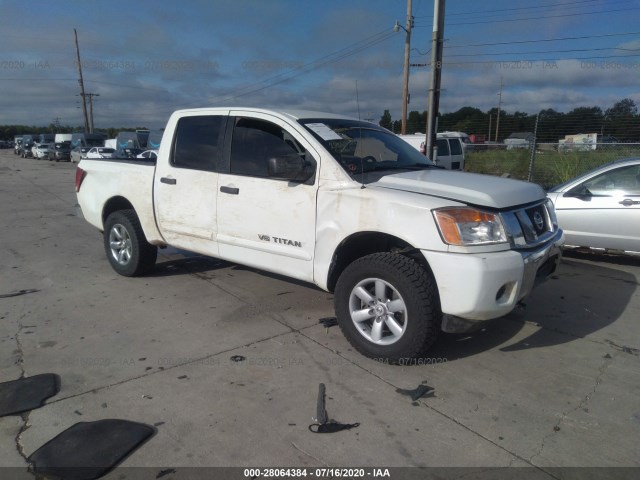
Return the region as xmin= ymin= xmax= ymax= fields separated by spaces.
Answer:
xmin=0 ymin=151 xmax=639 ymax=478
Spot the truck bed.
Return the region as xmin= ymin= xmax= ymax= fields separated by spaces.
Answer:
xmin=76 ymin=158 xmax=162 ymax=243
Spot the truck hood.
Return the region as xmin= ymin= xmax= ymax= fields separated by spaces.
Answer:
xmin=371 ymin=170 xmax=544 ymax=209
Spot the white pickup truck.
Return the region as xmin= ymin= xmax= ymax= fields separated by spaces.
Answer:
xmin=76 ymin=108 xmax=564 ymax=362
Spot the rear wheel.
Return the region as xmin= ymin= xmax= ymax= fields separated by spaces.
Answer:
xmin=103 ymin=210 xmax=157 ymax=276
xmin=335 ymin=253 xmax=441 ymax=363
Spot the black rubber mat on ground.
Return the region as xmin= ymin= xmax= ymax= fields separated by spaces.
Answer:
xmin=0 ymin=373 xmax=60 ymax=417
xmin=28 ymin=419 xmax=155 ymax=480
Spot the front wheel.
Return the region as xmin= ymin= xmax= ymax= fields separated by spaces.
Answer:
xmin=103 ymin=210 xmax=157 ymax=276
xmin=335 ymin=253 xmax=441 ymax=363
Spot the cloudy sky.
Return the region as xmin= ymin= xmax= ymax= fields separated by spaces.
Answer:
xmin=1 ymin=0 xmax=639 ymax=129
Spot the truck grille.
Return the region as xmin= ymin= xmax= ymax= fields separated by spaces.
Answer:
xmin=500 ymin=200 xmax=557 ymax=249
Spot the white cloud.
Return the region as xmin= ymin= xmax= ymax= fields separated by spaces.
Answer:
xmin=1 ymin=0 xmax=638 ymax=128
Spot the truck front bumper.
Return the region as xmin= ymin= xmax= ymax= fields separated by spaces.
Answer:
xmin=421 ymin=229 xmax=564 ymax=332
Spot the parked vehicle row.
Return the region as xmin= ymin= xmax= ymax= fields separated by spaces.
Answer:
xmin=78 ymin=147 xmax=155 ymax=160
xmin=15 ymin=141 xmax=71 ymax=161
xmin=10 ymin=130 xmax=162 ymax=163
xmin=10 ymin=139 xmax=157 ymax=163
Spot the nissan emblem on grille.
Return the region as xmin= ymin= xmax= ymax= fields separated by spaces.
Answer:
xmin=533 ymin=211 xmax=545 ymax=231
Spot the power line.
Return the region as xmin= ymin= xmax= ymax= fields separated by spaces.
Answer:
xmin=441 ymin=53 xmax=640 ymax=66
xmin=414 ymin=7 xmax=640 ymax=27
xmin=444 ymin=46 xmax=640 ymax=58
xmin=445 ymin=31 xmax=640 ymax=49
xmin=0 ymin=78 xmax=78 ymax=81
xmin=414 ymin=0 xmax=602 ymax=18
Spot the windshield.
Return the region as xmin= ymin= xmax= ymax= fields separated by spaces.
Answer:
xmin=299 ymin=118 xmax=435 ymax=182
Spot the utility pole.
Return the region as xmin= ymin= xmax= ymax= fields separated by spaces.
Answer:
xmin=494 ymin=76 xmax=503 ymax=143
xmin=527 ymin=112 xmax=540 ymax=182
xmin=85 ymin=93 xmax=100 ymax=133
xmin=74 ymin=29 xmax=90 ymax=133
xmin=401 ymin=0 xmax=412 ymax=135
xmin=355 ymin=80 xmax=361 ymax=120
xmin=425 ymin=0 xmax=445 ymax=162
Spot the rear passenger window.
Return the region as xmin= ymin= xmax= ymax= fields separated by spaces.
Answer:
xmin=436 ymin=138 xmax=450 ymax=156
xmin=450 ymin=139 xmax=463 ymax=155
xmin=230 ymin=117 xmax=306 ymax=178
xmin=172 ymin=116 xmax=224 ymax=171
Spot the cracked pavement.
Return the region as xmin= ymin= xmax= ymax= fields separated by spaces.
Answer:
xmin=1 ymin=152 xmax=639 ymax=475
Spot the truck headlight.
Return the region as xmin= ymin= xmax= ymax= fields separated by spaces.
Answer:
xmin=433 ymin=207 xmax=507 ymax=246
xmin=545 ymin=198 xmax=558 ymax=228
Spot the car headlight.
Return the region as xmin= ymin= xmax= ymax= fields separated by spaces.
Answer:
xmin=433 ymin=207 xmax=507 ymax=246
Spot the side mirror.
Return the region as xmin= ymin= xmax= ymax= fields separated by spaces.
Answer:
xmin=563 ymin=184 xmax=592 ymax=199
xmin=268 ymin=153 xmax=315 ymax=183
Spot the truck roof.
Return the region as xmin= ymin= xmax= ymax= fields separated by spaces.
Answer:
xmin=172 ymin=107 xmax=364 ymax=123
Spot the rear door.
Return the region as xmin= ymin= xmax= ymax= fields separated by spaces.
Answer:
xmin=435 ymin=138 xmax=451 ymax=169
xmin=435 ymin=138 xmax=464 ymax=170
xmin=447 ymin=138 xmax=464 ymax=170
xmin=216 ymin=111 xmax=319 ymax=282
xmin=154 ymin=113 xmax=227 ymax=255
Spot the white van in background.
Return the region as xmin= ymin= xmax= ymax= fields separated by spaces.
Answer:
xmin=397 ymin=133 xmax=465 ymax=170
xmin=439 ymin=131 xmax=473 ymax=151
xmin=54 ymin=133 xmax=73 ymax=144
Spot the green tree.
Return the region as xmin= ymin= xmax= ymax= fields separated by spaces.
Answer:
xmin=379 ymin=110 xmax=392 ymax=130
xmin=537 ymin=109 xmax=565 ymax=142
xmin=604 ymin=98 xmax=638 ymax=140
xmin=562 ymin=106 xmax=603 ymax=135
xmin=605 ymin=98 xmax=637 ymax=117
xmin=407 ymin=110 xmax=426 ymax=134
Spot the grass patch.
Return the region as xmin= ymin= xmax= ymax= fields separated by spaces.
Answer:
xmin=465 ymin=146 xmax=640 ymax=189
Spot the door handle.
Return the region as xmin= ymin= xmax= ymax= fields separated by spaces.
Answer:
xmin=160 ymin=177 xmax=176 ymax=185
xmin=619 ymin=199 xmax=640 ymax=206
xmin=220 ymin=186 xmax=239 ymax=195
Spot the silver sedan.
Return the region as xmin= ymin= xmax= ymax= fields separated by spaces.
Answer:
xmin=547 ymin=158 xmax=640 ymax=254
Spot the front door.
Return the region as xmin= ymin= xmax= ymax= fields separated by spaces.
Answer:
xmin=216 ymin=112 xmax=319 ymax=282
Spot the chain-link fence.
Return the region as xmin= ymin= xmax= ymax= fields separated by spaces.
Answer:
xmin=465 ymin=142 xmax=640 ymax=189
xmin=429 ymin=98 xmax=640 ymax=188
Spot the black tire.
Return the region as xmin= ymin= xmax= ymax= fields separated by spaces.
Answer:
xmin=103 ymin=210 xmax=157 ymax=277
xmin=334 ymin=253 xmax=441 ymax=363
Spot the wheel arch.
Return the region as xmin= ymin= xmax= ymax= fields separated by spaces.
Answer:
xmin=326 ymin=231 xmax=433 ymax=292
xmin=102 ymin=196 xmax=136 ymax=228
